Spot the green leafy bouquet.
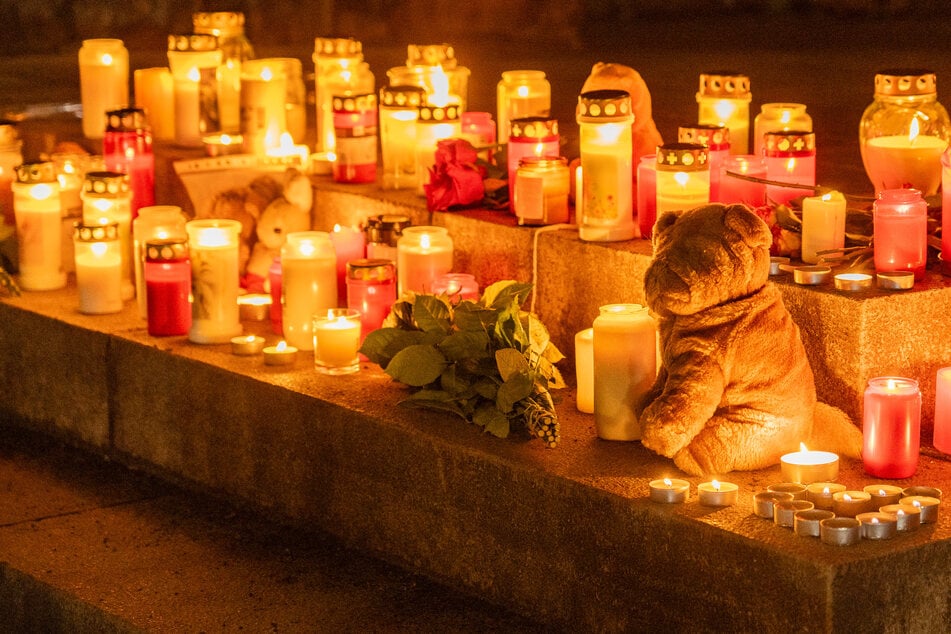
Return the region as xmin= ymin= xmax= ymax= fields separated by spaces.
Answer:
xmin=359 ymin=281 xmax=565 ymax=447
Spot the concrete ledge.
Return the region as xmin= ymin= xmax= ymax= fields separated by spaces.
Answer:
xmin=2 ymin=289 xmax=950 ymax=631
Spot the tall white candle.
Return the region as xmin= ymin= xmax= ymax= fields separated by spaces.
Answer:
xmin=12 ymin=163 xmax=66 ymax=291
xmin=241 ymin=59 xmax=288 ymax=154
xmin=186 ymin=219 xmax=243 ymax=343
xmin=281 ymin=232 xmax=338 ymax=352
xmin=801 ymin=191 xmax=846 ymax=264
xmin=74 ymin=223 xmax=123 ymax=315
xmin=79 ymin=39 xmax=129 ymax=140
xmin=134 ymin=67 xmax=175 ymax=141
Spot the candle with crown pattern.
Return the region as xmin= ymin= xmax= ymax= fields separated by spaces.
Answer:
xmin=678 ymin=124 xmax=728 ymax=203
xmin=380 ymin=85 xmax=426 ymax=190
xmin=764 ymin=130 xmax=816 ymax=207
xmin=74 ymin=222 xmax=123 ymax=314
xmin=145 ymin=238 xmax=191 ymax=335
xmin=167 ymin=33 xmax=222 ymax=148
xmin=697 ymin=71 xmax=751 ymax=155
xmin=655 ymin=143 xmax=710 ymax=217
xmin=507 ymin=116 xmax=559 ymax=211
xmin=12 ymin=161 xmax=66 ymax=291
xmin=81 ymin=171 xmax=134 ymax=301
xmin=103 ymin=107 xmax=154 ymax=217
xmin=313 ymin=37 xmax=374 ymax=161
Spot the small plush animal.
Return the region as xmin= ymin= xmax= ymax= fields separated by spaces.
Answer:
xmin=636 ymin=204 xmax=863 ymax=475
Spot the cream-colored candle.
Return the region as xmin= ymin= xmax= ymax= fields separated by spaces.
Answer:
xmin=12 ymin=162 xmax=66 ymax=291
xmin=574 ymin=328 xmax=594 ymax=414
xmin=73 ymin=223 xmax=123 ymax=315
xmin=281 ymin=231 xmax=337 ymax=352
xmin=863 ymin=127 xmax=947 ymax=196
xmin=801 ymin=191 xmax=846 ymax=264
xmin=79 ymin=39 xmax=129 ymax=139
xmin=313 ymin=308 xmax=362 ymax=375
xmin=185 ymin=219 xmax=243 ymax=344
xmin=697 ymin=72 xmax=751 ymax=155
xmin=241 ymin=59 xmax=289 ymax=154
xmin=81 ymin=171 xmax=134 ymax=301
xmin=134 ymin=67 xmax=175 ymax=141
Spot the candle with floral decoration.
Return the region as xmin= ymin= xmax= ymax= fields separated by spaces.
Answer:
xmin=281 ymin=231 xmax=337 ymax=352
xmin=396 ymin=226 xmax=453 ymax=296
xmin=863 ymin=376 xmax=921 ymax=479
xmin=753 ymin=103 xmax=811 ymax=157
xmin=678 ymin=124 xmax=729 ymax=203
xmin=764 ymin=130 xmax=815 ymax=207
xmin=73 ymin=222 xmax=123 ymax=314
xmin=696 ymin=71 xmax=751 ymax=155
xmin=577 ymin=89 xmax=635 ymax=242
xmin=103 ymin=107 xmax=154 ymax=217
xmin=81 ymin=171 xmax=134 ymax=301
xmin=314 ymin=37 xmax=374 ymax=160
xmin=380 ymin=85 xmax=426 ymax=190
xmin=167 ymin=33 xmax=221 ymax=148
xmin=79 ymin=39 xmax=128 ymax=139
xmin=240 ymin=58 xmax=287 ymax=155
xmin=800 ymin=191 xmax=846 ymax=264
xmin=12 ymin=162 xmax=66 ymax=291
xmin=655 ymin=143 xmax=710 ymax=216
xmin=332 ymin=92 xmax=377 ymax=184
xmin=507 ymin=116 xmax=559 ymax=212
xmin=873 ymin=188 xmax=928 ymax=280
xmin=415 ymin=103 xmax=462 ymax=196
xmin=134 ymin=67 xmax=175 ymax=142
xmin=185 ymin=218 xmax=243 ymax=344
xmin=719 ymin=154 xmax=766 ymax=206
xmin=346 ymin=259 xmax=396 ymax=341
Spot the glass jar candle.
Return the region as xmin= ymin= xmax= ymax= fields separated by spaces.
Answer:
xmin=719 ymin=154 xmax=767 ymax=207
xmin=764 ymin=130 xmax=816 ymax=207
xmin=801 ymin=191 xmax=846 ymax=264
xmin=497 ymin=70 xmax=551 ymax=141
xmin=330 ymin=224 xmax=367 ymax=306
xmin=133 ymin=67 xmax=175 ymax=142
xmin=313 ymin=37 xmax=374 ymax=158
xmin=507 ymin=116 xmax=560 ymax=211
xmin=193 ymin=11 xmax=254 ymax=134
xmin=167 ymin=33 xmax=222 ymax=148
xmin=873 ymin=188 xmax=928 ymax=280
xmin=79 ymin=39 xmax=129 ymax=140
xmin=678 ymin=124 xmax=729 ymax=203
xmin=697 ymin=71 xmax=751 ymax=155
xmin=415 ymin=103 xmax=462 ymax=196
xmin=240 ymin=58 xmax=287 ymax=154
xmin=346 ymin=258 xmax=397 ymax=340
xmin=332 ymin=92 xmax=378 ymax=184
xmin=12 ymin=162 xmax=65 ymax=290
xmin=430 ymin=272 xmax=479 ymax=302
xmin=860 ymin=70 xmax=950 ymax=196
xmin=460 ymin=112 xmax=496 ymax=163
xmin=944 ymin=151 xmax=951 ymax=275
xmin=576 ymin=89 xmax=635 ymax=242
xmin=863 ymin=377 xmax=921 ymax=479
xmin=73 ymin=222 xmax=123 ymax=314
xmin=933 ymin=367 xmax=951 ymax=455
xmin=365 ymin=213 xmax=411 ymax=262
xmin=0 ymin=120 xmax=23 ymax=228
xmin=268 ymin=256 xmax=282 ymax=335
xmin=313 ymin=308 xmax=362 ymax=375
xmin=754 ymin=103 xmax=812 ymax=157
xmin=81 ymin=171 xmax=134 ymax=300
xmin=145 ymin=238 xmax=191 ymax=336
xmin=132 ymin=205 xmax=187 ymax=319
xmin=380 ymin=85 xmax=426 ymax=190
xmin=265 ymin=58 xmax=306 ymax=143
xmin=185 ymin=218 xmax=243 ymax=344
xmin=513 ymin=156 xmax=570 ymax=226
xmin=655 ymin=143 xmax=710 ymax=216
xmin=636 ymin=154 xmax=657 ymax=239
xmin=399 ymin=43 xmax=470 ymax=111
xmin=593 ymin=304 xmax=656 ymax=441
xmin=396 ymin=226 xmax=453 ymax=296
xmin=281 ymin=231 xmax=337 ymax=352
xmin=103 ymin=107 xmax=154 ymax=217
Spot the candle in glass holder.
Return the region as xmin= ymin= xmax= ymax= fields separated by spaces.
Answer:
xmin=240 ymin=58 xmax=287 ymax=154
xmin=513 ymin=156 xmax=570 ymax=226
xmin=753 ymin=103 xmax=811 ymax=157
xmin=313 ymin=37 xmax=374 ymax=159
xmin=167 ymin=33 xmax=222 ymax=148
xmin=365 ymin=213 xmax=411 ymax=262
xmin=132 ymin=205 xmax=187 ymax=319
xmin=268 ymin=256 xmax=282 ymax=335
xmin=430 ymin=273 xmax=479 ymax=302
xmin=497 ymin=70 xmax=550 ymax=142
xmin=719 ymin=154 xmax=766 ymax=206
xmin=281 ymin=231 xmax=337 ymax=352
xmin=415 ymin=103 xmax=462 ymax=196
xmin=330 ymin=224 xmax=367 ymax=305
xmin=79 ymin=39 xmax=129 ymax=139
xmin=507 ymin=116 xmax=559 ymax=211
xmin=934 ymin=366 xmax=951 ymax=455
xmin=655 ymin=143 xmax=710 ymax=215
xmin=81 ymin=171 xmax=134 ymax=301
xmin=73 ymin=222 xmax=123 ymax=314
xmin=636 ymin=154 xmax=657 ymax=238
xmin=873 ymin=188 xmax=928 ymax=280
xmin=801 ymin=191 xmax=846 ymax=264
xmin=863 ymin=377 xmax=921 ymax=478
xmin=332 ymin=92 xmax=377 ymax=184
xmin=574 ymin=327 xmax=594 ymax=414
xmin=696 ymin=71 xmax=751 ymax=154
xmin=678 ymin=124 xmax=729 ymax=203
xmin=103 ymin=107 xmax=155 ymax=217
xmin=380 ymin=85 xmax=426 ymax=190
xmin=313 ymin=308 xmax=362 ymax=375
xmin=193 ymin=11 xmax=254 ymax=134
xmin=780 ymin=443 xmax=839 ymax=484
xmin=133 ymin=67 xmax=175 ymax=142
xmin=764 ymin=130 xmax=815 ymax=207
xmin=144 ymin=238 xmax=191 ymax=336
xmin=698 ymin=480 xmax=739 ymax=507
xmin=460 ymin=111 xmax=496 ymax=163
xmin=0 ymin=121 xmax=23 ymax=228
xmin=396 ymin=226 xmax=453 ymax=296
xmin=346 ymin=258 xmax=396 ymax=341
xmin=577 ymin=89 xmax=635 ymax=242
xmin=185 ymin=218 xmax=243 ymax=344
xmin=592 ymin=304 xmax=656 ymax=441
xmin=399 ymin=44 xmax=470 ymax=111
xmin=12 ymin=161 xmax=66 ymax=291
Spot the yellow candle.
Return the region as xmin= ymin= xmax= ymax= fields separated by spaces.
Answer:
xmin=134 ymin=67 xmax=175 ymax=141
xmin=313 ymin=308 xmax=362 ymax=375
xmin=862 ymin=123 xmax=948 ymax=196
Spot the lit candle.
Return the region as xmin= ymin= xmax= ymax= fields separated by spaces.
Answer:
xmin=497 ymin=70 xmax=550 ymax=142
xmin=202 ymin=133 xmax=245 ymax=157
xmin=460 ymin=111 xmax=496 ymax=163
xmin=78 ymin=39 xmax=129 ymax=140
xmin=872 ymin=189 xmax=928 ymax=281
xmin=855 ymin=512 xmax=898 ymax=540
xmin=763 ymin=130 xmax=815 ymax=207
xmin=103 ymin=107 xmax=155 ymax=216
xmin=12 ymin=162 xmax=67 ymax=291
xmin=697 ymin=480 xmax=739 ymax=507
xmin=396 ymin=226 xmax=453 ymax=296
xmin=863 ymin=377 xmax=921 ymax=479
xmin=332 ymin=92 xmax=378 ymax=184
xmin=415 ymin=103 xmax=462 ymax=196
xmin=636 ymin=154 xmax=657 ymax=238
xmin=767 ymin=482 xmax=809 ymax=500
xmin=240 ymin=59 xmax=288 ymax=154
xmin=901 ymin=496 xmax=941 ymax=524
xmin=262 ymin=132 xmax=310 ymax=170
xmin=167 ymin=34 xmax=222 ymax=148
xmin=696 ymin=71 xmax=751 ymax=154
xmin=752 ymin=490 xmax=794 ymax=519
xmin=73 ymin=223 xmax=123 ymax=315
xmin=678 ymin=124 xmax=730 ymax=203
xmin=942 ymin=150 xmax=951 ymax=274
xmin=507 ymin=116 xmax=559 ymax=211
xmin=773 ymin=499 xmax=814 ymax=528
xmin=834 ymin=273 xmax=874 ymax=292
xmin=719 ymin=154 xmax=766 ymax=207
xmin=779 ymin=443 xmax=839 ymax=484
xmin=862 ymin=484 xmax=903 ymax=508
xmin=379 ymin=85 xmax=425 ymax=191
xmin=832 ymin=491 xmax=872 ymax=517
xmin=805 ymin=482 xmax=846 ymax=511
xmin=281 ymin=231 xmax=338 ymax=352
xmin=237 ymin=293 xmax=272 ymax=321
xmin=132 ymin=205 xmax=187 ymax=319
xmin=793 ymin=509 xmax=834 ymax=538
xmin=330 ymin=224 xmax=367 ymax=305
xmin=346 ymin=259 xmax=397 ymax=340
xmin=144 ymin=238 xmax=191 ymax=336
xmin=81 ymin=171 xmax=134 ymax=301
xmin=313 ymin=308 xmax=362 ymax=375
xmin=231 ymin=335 xmax=265 ymax=356
xmin=430 ymin=273 xmax=479 ymax=302
xmin=934 ymin=368 xmax=951 ymax=456
xmin=863 ymin=117 xmax=947 ymax=196
xmin=314 ymin=37 xmax=373 ymax=157
xmin=753 ymin=103 xmax=812 ymax=157
xmin=133 ymin=67 xmax=175 ymax=142
xmin=655 ymin=143 xmax=710 ymax=215
xmin=819 ymin=517 xmax=861 ymax=546
xmin=263 ymin=340 xmax=298 ymax=366
xmin=648 ymin=478 xmax=690 ymax=504
xmin=801 ymin=191 xmax=846 ymax=264
xmin=185 ymin=218 xmax=243 ymax=344
xmin=879 ymin=504 xmax=921 ymax=531
xmin=513 ymin=157 xmax=570 ymax=227
xmin=574 ymin=328 xmax=594 ymax=414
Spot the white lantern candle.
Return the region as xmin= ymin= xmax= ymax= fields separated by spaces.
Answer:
xmin=497 ymin=70 xmax=550 ymax=141
xmin=801 ymin=191 xmax=846 ymax=264
xmin=592 ymin=304 xmax=656 ymax=441
xmin=281 ymin=231 xmax=337 ymax=352
xmin=73 ymin=222 xmax=123 ymax=315
xmin=655 ymin=143 xmax=710 ymax=215
xmin=313 ymin=308 xmax=362 ymax=375
xmin=12 ymin=162 xmax=67 ymax=291
xmin=380 ymin=85 xmax=426 ymax=190
xmin=78 ymin=39 xmax=129 ymax=140
xmin=697 ymin=71 xmax=751 ymax=155
xmin=314 ymin=37 xmax=374 ymax=159
xmin=167 ymin=34 xmax=222 ymax=148
xmin=415 ymin=103 xmax=462 ymax=196
xmin=185 ymin=218 xmax=243 ymax=344
xmin=396 ymin=226 xmax=453 ymax=296
xmin=81 ymin=171 xmax=134 ymax=301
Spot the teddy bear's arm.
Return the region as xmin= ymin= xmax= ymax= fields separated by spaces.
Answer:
xmin=639 ymin=349 xmax=725 ymax=459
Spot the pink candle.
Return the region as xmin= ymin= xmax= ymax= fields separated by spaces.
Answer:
xmin=346 ymin=258 xmax=396 ymax=340
xmin=330 ymin=224 xmax=367 ymax=306
xmin=268 ymin=256 xmax=283 ymax=335
xmin=863 ymin=377 xmax=921 ymax=478
xmin=718 ymin=155 xmax=766 ymax=206
xmin=764 ymin=131 xmax=815 ymax=206
xmin=460 ymin=111 xmax=496 ymax=163
xmin=636 ymin=154 xmax=657 ymax=238
xmin=873 ymin=188 xmax=928 ymax=280
xmin=431 ymin=273 xmax=479 ymax=302
xmin=102 ymin=107 xmax=154 ymax=218
xmin=508 ymin=116 xmax=559 ymax=211
xmin=942 ymin=150 xmax=951 ymax=275
xmin=934 ymin=367 xmax=951 ymax=455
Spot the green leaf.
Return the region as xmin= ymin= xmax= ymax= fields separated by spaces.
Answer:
xmin=453 ymin=302 xmax=498 ymax=332
xmin=482 ymin=280 xmax=532 ymax=310
xmin=385 ymin=345 xmax=448 ymax=387
xmin=400 ymin=396 xmax=467 ymax=420
xmin=385 ymin=298 xmax=417 ymax=330
xmin=473 ymin=378 xmax=499 ymax=400
xmin=439 ymin=331 xmax=490 ymax=362
xmin=495 ymin=348 xmax=529 ymax=382
xmin=359 ymin=328 xmax=428 ymax=367
xmin=473 ymin=404 xmax=510 ymax=438
xmin=496 ymin=371 xmax=533 ymax=413
xmin=413 ymin=295 xmax=453 ymax=335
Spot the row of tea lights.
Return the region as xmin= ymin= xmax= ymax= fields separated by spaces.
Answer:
xmin=649 ymin=477 xmax=942 ymax=546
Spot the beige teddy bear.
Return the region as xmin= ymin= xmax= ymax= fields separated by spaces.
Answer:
xmin=244 ymin=169 xmax=313 ymax=280
xmin=636 ymin=204 xmax=863 ymax=475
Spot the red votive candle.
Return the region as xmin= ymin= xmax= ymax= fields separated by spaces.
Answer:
xmin=332 ymin=92 xmax=377 ymax=184
xmin=268 ymin=256 xmax=283 ymax=335
xmin=873 ymin=188 xmax=928 ymax=281
xmin=763 ymin=130 xmax=815 ymax=207
xmin=145 ymin=239 xmax=191 ymax=336
xmin=346 ymin=258 xmax=396 ymax=340
xmin=636 ymin=154 xmax=657 ymax=238
xmin=103 ymin=107 xmax=155 ymax=217
xmin=863 ymin=377 xmax=921 ymax=479
xmin=331 ymin=224 xmax=367 ymax=306
xmin=719 ymin=154 xmax=766 ymax=206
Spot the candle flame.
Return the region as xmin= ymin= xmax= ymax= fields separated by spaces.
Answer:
xmin=199 ymin=227 xmax=230 ymax=248
xmin=31 ymin=183 xmax=54 ymax=201
xmin=712 ymin=479 xmax=721 ymax=492
xmin=92 ymin=198 xmax=112 ymax=213
xmin=420 ymin=233 xmax=431 ymax=250
xmin=516 ymin=85 xmax=530 ymax=98
xmin=534 ymin=142 xmax=545 ymax=156
xmin=674 ymin=171 xmax=690 ymax=187
xmin=243 ymin=335 xmax=256 ymax=343
xmin=276 ymin=340 xmax=288 ymax=352
xmin=912 ymin=499 xmax=922 ymax=508
xmin=663 ymin=478 xmax=672 ymax=487
xmin=187 ymin=67 xmax=201 ymax=82
xmin=429 ymin=66 xmax=451 ymax=107
xmin=896 ymin=508 xmax=905 ymax=516
xmin=260 ymin=67 xmax=274 ymax=81
xmin=843 ymin=493 xmax=852 ymax=502
xmin=91 ymin=242 xmax=108 ymax=257
xmin=780 ymin=110 xmax=792 ymax=125
xmin=886 ymin=378 xmax=898 ymax=391
xmin=713 ymin=100 xmax=736 ymax=122
xmin=909 ymin=117 xmax=920 ymax=143
xmin=871 ymin=517 xmax=880 ymax=524
xmin=101 ymin=53 xmax=113 ymax=65
xmin=821 ymin=193 xmax=832 ymax=202
xmin=220 ymin=134 xmax=235 ymax=145
xmin=785 ymin=157 xmax=797 ymax=173
xmin=799 ymin=442 xmax=808 ymax=452
xmin=298 ymin=240 xmax=316 ymax=257
xmin=823 ymin=486 xmax=830 ymax=495
xmin=878 ymin=488 xmax=887 ymax=496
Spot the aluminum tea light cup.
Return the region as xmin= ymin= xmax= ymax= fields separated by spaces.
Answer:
xmin=820 ymin=517 xmax=861 ymax=546
xmin=856 ymin=512 xmax=898 ymax=540
xmin=880 ymin=504 xmax=921 ymax=531
xmin=901 ymin=496 xmax=941 ymax=524
xmin=768 ymin=482 xmax=809 ymax=500
xmin=781 ymin=264 xmax=832 ymax=285
xmin=902 ymin=486 xmax=942 ymax=500
xmin=794 ymin=509 xmax=835 ymax=537
xmin=753 ymin=491 xmax=794 ymax=518
xmin=649 ymin=478 xmax=690 ymax=504
xmin=773 ymin=499 xmax=814 ymax=528
xmin=876 ymin=271 xmax=914 ymax=290
xmin=769 ymin=256 xmax=790 ymax=276
xmin=863 ymin=484 xmax=903 ymax=508
xmin=834 ymin=272 xmax=873 ymax=291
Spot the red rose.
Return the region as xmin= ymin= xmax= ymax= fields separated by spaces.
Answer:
xmin=424 ymin=139 xmax=486 ymax=211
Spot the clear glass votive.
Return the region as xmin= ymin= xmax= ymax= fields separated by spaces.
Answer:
xmin=313 ymin=308 xmax=362 ymax=375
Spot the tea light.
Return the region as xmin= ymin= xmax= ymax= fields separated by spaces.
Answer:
xmin=238 ymin=293 xmax=272 ymax=321
xmin=806 ymin=482 xmax=847 ymax=510
xmin=769 ymin=256 xmax=789 ymax=276
xmin=793 ymin=509 xmax=834 ymax=537
xmin=768 ymin=482 xmax=809 ymax=500
xmin=876 ymin=271 xmax=915 ymax=290
xmin=879 ymin=504 xmax=921 ymax=531
xmin=856 ymin=512 xmax=898 ymax=540
xmin=834 ymin=273 xmax=873 ymax=291
xmin=780 ymin=444 xmax=839 ymax=483
xmin=203 ymin=133 xmax=245 ymax=156
xmin=832 ymin=491 xmax=872 ymax=517
xmin=649 ymin=478 xmax=690 ymax=504
xmin=902 ymin=486 xmax=942 ymax=500
xmin=263 ymin=340 xmax=297 ymax=366
xmin=753 ymin=491 xmax=794 ymax=518
xmin=773 ymin=499 xmax=814 ymax=528
xmin=863 ymin=484 xmax=903 ymax=508
xmin=820 ymin=517 xmax=861 ymax=546
xmin=901 ymin=496 xmax=941 ymax=524
xmin=231 ymin=335 xmax=265 ymax=356
xmin=697 ymin=480 xmax=738 ymax=507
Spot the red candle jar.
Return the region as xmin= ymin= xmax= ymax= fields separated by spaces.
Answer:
xmin=268 ymin=256 xmax=283 ymax=335
xmin=346 ymin=258 xmax=396 ymax=339
xmin=764 ymin=130 xmax=815 ymax=207
xmin=636 ymin=154 xmax=656 ymax=238
xmin=145 ymin=238 xmax=191 ymax=336
xmin=332 ymin=92 xmax=377 ymax=184
xmin=430 ymin=272 xmax=479 ymax=302
xmin=678 ymin=124 xmax=730 ymax=203
xmin=863 ymin=377 xmax=921 ymax=479
xmin=103 ymin=107 xmax=155 ymax=217
xmin=873 ymin=188 xmax=928 ymax=280
xmin=507 ymin=116 xmax=559 ymax=211
xmin=719 ymin=154 xmax=767 ymax=206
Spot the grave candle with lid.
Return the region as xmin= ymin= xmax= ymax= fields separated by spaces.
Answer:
xmin=379 ymin=85 xmax=426 ymax=190
xmin=240 ymin=58 xmax=287 ymax=154
xmin=81 ymin=171 xmax=134 ymax=301
xmin=764 ymin=130 xmax=816 ymax=207
xmin=507 ymin=116 xmax=560 ymax=211
xmin=313 ymin=37 xmax=374 ymax=159
xmin=145 ymin=238 xmax=191 ymax=336
xmin=12 ymin=161 xmax=66 ymax=291
xmin=655 ymin=143 xmax=710 ymax=216
xmin=103 ymin=107 xmax=154 ymax=217
xmin=167 ymin=33 xmax=222 ymax=148
xmin=73 ymin=222 xmax=123 ymax=315
xmin=186 ymin=218 xmax=243 ymax=344
xmin=332 ymin=93 xmax=378 ymax=184
xmin=678 ymin=124 xmax=729 ymax=202
xmin=696 ymin=71 xmax=751 ymax=154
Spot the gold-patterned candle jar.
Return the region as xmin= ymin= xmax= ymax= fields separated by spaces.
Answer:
xmin=167 ymin=33 xmax=222 ymax=148
xmin=697 ymin=71 xmax=751 ymax=154
xmin=655 ymin=143 xmax=710 ymax=217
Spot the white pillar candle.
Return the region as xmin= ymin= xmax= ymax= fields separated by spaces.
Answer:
xmin=801 ymin=191 xmax=846 ymax=264
xmin=574 ymin=328 xmax=594 ymax=414
xmin=79 ymin=39 xmax=129 ymax=139
xmin=281 ymin=231 xmax=337 ymax=352
xmin=185 ymin=219 xmax=243 ymax=344
xmin=73 ymin=223 xmax=123 ymax=315
xmin=313 ymin=308 xmax=362 ymax=375
xmin=12 ymin=162 xmax=66 ymax=291
xmin=81 ymin=171 xmax=134 ymax=301
xmin=167 ymin=34 xmax=222 ymax=148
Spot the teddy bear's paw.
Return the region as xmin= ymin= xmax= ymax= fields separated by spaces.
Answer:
xmin=672 ymin=447 xmax=706 ymax=476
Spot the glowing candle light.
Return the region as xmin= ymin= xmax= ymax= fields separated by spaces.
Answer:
xmin=696 ymin=71 xmax=751 ymax=154
xmin=73 ymin=223 xmax=123 ymax=315
xmin=649 ymin=477 xmax=690 ymax=504
xmin=167 ymin=34 xmax=221 ymax=148
xmin=79 ymin=39 xmax=129 ymax=140
xmin=764 ymin=130 xmax=815 ymax=207
xmin=263 ymin=340 xmax=298 ymax=366
xmin=379 ymin=85 xmax=426 ymax=190
xmin=186 ymin=218 xmax=243 ymax=344
xmin=396 ymin=226 xmax=453 ymax=296
xmin=281 ymin=231 xmax=337 ymax=352
xmin=12 ymin=162 xmax=66 ymax=291
xmin=698 ymin=479 xmax=739 ymax=507
xmin=655 ymin=143 xmax=710 ymax=217
xmin=313 ymin=308 xmax=362 ymax=375
xmin=801 ymin=191 xmax=846 ymax=264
